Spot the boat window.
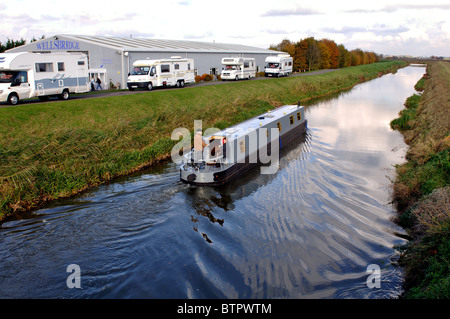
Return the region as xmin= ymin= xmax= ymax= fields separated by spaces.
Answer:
xmin=277 ymin=122 xmax=281 ymax=132
xmin=239 ymin=140 xmax=245 ymax=153
xmin=290 ymin=116 xmax=294 ymax=125
xmin=297 ymin=112 xmax=301 ymax=121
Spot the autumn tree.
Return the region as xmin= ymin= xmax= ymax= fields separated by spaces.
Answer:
xmin=269 ymin=38 xmax=295 ymax=57
xmin=318 ymin=41 xmax=331 ymax=69
xmin=270 ymin=37 xmax=380 ymax=71
xmin=318 ymin=39 xmax=339 ymax=69
xmin=304 ymin=37 xmax=321 ymax=71
xmin=294 ymin=39 xmax=308 ymax=72
xmin=337 ymin=44 xmax=350 ymax=67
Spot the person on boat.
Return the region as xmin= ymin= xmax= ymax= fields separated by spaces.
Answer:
xmin=193 ymin=129 xmax=207 ymax=162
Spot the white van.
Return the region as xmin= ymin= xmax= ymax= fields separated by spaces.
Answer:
xmin=127 ymin=56 xmax=195 ymax=91
xmin=0 ymin=52 xmax=90 ymax=105
xmin=264 ymin=54 xmax=293 ymax=77
xmin=220 ymin=57 xmax=256 ymax=81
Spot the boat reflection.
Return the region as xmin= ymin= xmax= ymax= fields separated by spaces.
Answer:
xmin=183 ymin=130 xmax=311 ymax=243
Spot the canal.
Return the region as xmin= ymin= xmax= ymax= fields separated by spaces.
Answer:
xmin=0 ymin=66 xmax=425 ymax=298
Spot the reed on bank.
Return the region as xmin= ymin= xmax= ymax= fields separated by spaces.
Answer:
xmin=0 ymin=61 xmax=406 ymax=222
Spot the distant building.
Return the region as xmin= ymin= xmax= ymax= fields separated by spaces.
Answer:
xmin=8 ymin=34 xmax=283 ymax=89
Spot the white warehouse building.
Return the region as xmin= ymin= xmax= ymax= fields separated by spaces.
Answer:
xmin=8 ymin=34 xmax=284 ymax=89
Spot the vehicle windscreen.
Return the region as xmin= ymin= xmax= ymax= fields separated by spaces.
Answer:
xmin=0 ymin=71 xmax=18 ymax=83
xmin=131 ymin=66 xmax=150 ymax=75
xmin=266 ymin=63 xmax=280 ymax=68
xmin=224 ymin=65 xmax=238 ymax=70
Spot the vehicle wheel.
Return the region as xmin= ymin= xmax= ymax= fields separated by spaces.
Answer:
xmin=180 ymin=80 xmax=185 ymax=87
xmin=60 ymin=90 xmax=70 ymax=100
xmin=8 ymin=93 xmax=19 ymax=105
xmin=147 ymin=83 xmax=153 ymax=91
xmin=176 ymin=81 xmax=181 ymax=88
xmin=235 ymin=76 xmax=239 ymax=81
xmin=128 ymin=87 xmax=135 ymax=91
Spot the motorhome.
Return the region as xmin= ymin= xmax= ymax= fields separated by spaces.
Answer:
xmin=0 ymin=52 xmax=90 ymax=105
xmin=127 ymin=56 xmax=195 ymax=91
xmin=264 ymin=54 xmax=293 ymax=77
xmin=220 ymin=57 xmax=256 ymax=81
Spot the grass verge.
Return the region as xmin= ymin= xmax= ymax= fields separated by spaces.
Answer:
xmin=0 ymin=61 xmax=406 ymax=222
xmin=390 ymin=61 xmax=450 ymax=298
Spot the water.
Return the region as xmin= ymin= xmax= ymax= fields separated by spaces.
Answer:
xmin=0 ymin=66 xmax=425 ymax=299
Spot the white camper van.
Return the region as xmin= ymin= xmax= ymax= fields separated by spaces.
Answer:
xmin=220 ymin=57 xmax=256 ymax=81
xmin=0 ymin=52 xmax=90 ymax=105
xmin=127 ymin=56 xmax=195 ymax=91
xmin=264 ymin=54 xmax=293 ymax=77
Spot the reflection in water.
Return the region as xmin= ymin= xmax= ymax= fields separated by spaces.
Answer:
xmin=0 ymin=66 xmax=425 ymax=299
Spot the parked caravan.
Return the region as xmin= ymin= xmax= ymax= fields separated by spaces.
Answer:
xmin=220 ymin=57 xmax=256 ymax=81
xmin=264 ymin=54 xmax=293 ymax=77
xmin=0 ymin=52 xmax=90 ymax=105
xmin=127 ymin=56 xmax=195 ymax=91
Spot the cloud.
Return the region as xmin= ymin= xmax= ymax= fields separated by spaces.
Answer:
xmin=101 ymin=30 xmax=156 ymax=39
xmin=183 ymin=31 xmax=213 ymax=40
xmin=0 ymin=13 xmax=39 ymax=24
xmin=261 ymin=6 xmax=322 ymax=17
xmin=264 ymin=29 xmax=291 ymax=35
xmin=372 ymin=25 xmax=409 ymax=36
xmin=345 ymin=3 xmax=450 ymax=13
xmin=322 ymin=24 xmax=409 ymax=37
xmin=322 ymin=26 xmax=367 ymax=34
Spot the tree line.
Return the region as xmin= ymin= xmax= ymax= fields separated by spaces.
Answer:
xmin=269 ymin=37 xmax=380 ymax=72
xmin=0 ymin=36 xmax=45 ymax=53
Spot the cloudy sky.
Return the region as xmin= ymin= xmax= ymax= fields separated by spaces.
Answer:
xmin=1 ymin=0 xmax=449 ymax=56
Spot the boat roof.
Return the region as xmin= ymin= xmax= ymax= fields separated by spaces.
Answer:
xmin=206 ymin=104 xmax=304 ymax=140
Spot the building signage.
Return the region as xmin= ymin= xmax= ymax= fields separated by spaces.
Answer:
xmin=35 ymin=40 xmax=81 ymax=50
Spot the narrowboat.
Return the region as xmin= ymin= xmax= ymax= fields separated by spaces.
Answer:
xmin=180 ymin=102 xmax=307 ymax=186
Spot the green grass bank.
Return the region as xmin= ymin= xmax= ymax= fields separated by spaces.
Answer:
xmin=0 ymin=61 xmax=406 ymax=222
xmin=390 ymin=61 xmax=450 ymax=298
